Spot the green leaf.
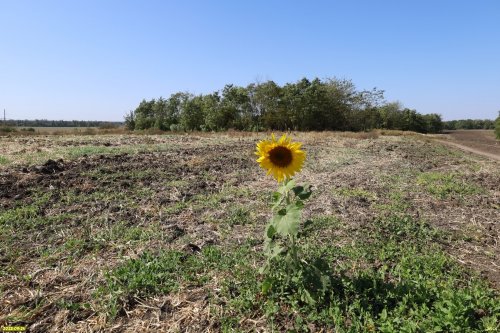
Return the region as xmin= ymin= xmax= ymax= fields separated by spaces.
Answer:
xmin=264 ymin=240 xmax=282 ymax=261
xmin=292 ymin=185 xmax=304 ymax=196
xmin=266 ymin=224 xmax=277 ymax=239
xmin=298 ymin=191 xmax=312 ymax=200
xmin=261 ymin=279 xmax=272 ymax=294
xmin=267 ymin=244 xmax=283 ymax=259
xmin=299 ymin=184 xmax=313 ymax=200
xmin=272 ymin=189 xmax=287 ymax=210
xmin=273 ymin=203 xmax=302 ymax=237
xmin=279 ymin=179 xmax=296 ymax=194
xmin=300 ymin=289 xmax=315 ymax=305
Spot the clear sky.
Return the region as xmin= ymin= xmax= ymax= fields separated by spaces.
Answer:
xmin=1 ymin=0 xmax=499 ymax=121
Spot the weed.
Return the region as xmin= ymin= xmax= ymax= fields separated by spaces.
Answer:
xmin=335 ymin=187 xmax=376 ymax=200
xmin=218 ymin=215 xmax=500 ymax=332
xmin=0 ymin=192 xmax=53 ymax=230
xmin=417 ymin=172 xmax=483 ymax=199
xmin=225 ymin=206 xmax=252 ymax=226
xmin=99 ymin=250 xmax=186 ymax=318
xmin=99 ymin=245 xmax=256 ymax=319
xmin=0 ymin=155 xmax=9 ymax=165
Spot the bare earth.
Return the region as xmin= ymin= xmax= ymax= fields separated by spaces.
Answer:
xmin=433 ymin=130 xmax=500 ymax=161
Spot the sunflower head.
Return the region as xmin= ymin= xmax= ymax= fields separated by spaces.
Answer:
xmin=255 ymin=133 xmax=306 ymax=182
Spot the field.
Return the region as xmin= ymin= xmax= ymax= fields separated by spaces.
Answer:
xmin=1 ymin=132 xmax=499 ymax=332
xmin=20 ymin=127 xmax=99 ymax=132
xmin=434 ymin=130 xmax=500 ymax=161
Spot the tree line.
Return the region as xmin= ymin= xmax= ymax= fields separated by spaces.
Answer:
xmin=443 ymin=119 xmax=495 ymax=130
xmin=125 ymin=77 xmax=445 ymax=134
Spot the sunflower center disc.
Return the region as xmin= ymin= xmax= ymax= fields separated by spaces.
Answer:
xmin=269 ymin=146 xmax=293 ymax=168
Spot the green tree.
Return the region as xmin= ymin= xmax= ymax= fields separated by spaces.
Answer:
xmin=252 ymin=81 xmax=287 ymax=130
xmin=124 ymin=111 xmax=135 ymax=130
xmin=202 ymin=92 xmax=223 ymax=131
xmin=152 ymin=97 xmax=169 ymax=130
xmin=126 ymin=77 xmax=441 ymax=134
xmin=221 ymin=85 xmax=252 ymax=130
xmin=180 ymin=94 xmax=204 ymax=131
xmin=379 ymin=101 xmax=405 ymax=130
xmin=134 ymin=99 xmax=156 ymax=130
xmin=165 ymin=92 xmax=188 ymax=128
xmin=423 ymin=113 xmax=443 ymax=133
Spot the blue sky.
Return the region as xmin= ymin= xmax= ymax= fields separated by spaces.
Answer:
xmin=1 ymin=0 xmax=499 ymax=121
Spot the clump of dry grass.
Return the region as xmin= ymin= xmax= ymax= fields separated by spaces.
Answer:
xmin=378 ymin=129 xmax=420 ymax=136
xmin=337 ymin=130 xmax=380 ymax=140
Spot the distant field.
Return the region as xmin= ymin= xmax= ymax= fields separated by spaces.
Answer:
xmin=0 ymin=127 xmax=124 ymax=136
xmin=22 ymin=127 xmax=99 ymax=132
xmin=432 ymin=129 xmax=500 ymax=161
xmin=446 ymin=129 xmax=499 ymax=153
xmin=0 ymin=132 xmax=499 ymax=331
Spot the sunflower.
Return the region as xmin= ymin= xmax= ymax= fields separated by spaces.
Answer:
xmin=255 ymin=133 xmax=306 ymax=182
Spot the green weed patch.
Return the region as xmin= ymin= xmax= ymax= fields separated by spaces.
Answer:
xmin=417 ymin=172 xmax=483 ymax=199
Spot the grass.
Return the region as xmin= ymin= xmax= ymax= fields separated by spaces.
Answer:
xmin=0 ymin=192 xmax=53 ymax=230
xmin=99 ymin=250 xmax=186 ymax=318
xmin=417 ymin=172 xmax=484 ymax=199
xmin=94 ymin=214 xmax=500 ymax=332
xmin=0 ymin=155 xmax=9 ymax=165
xmin=335 ymin=187 xmax=377 ymax=200
xmin=225 ymin=206 xmax=253 ymax=226
xmin=99 ymin=245 xmax=254 ymax=319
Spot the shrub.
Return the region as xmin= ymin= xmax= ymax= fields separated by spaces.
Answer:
xmin=0 ymin=126 xmax=17 ymax=133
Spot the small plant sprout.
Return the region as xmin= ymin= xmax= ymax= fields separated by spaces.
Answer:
xmin=255 ymin=133 xmax=330 ymax=304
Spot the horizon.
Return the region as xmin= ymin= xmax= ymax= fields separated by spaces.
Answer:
xmin=1 ymin=1 xmax=499 ymax=122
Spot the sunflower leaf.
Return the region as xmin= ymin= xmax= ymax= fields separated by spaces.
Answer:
xmin=292 ymin=186 xmax=304 ymax=196
xmin=304 ymin=219 xmax=313 ymax=228
xmin=266 ymin=224 xmax=277 ymax=239
xmin=273 ymin=203 xmax=301 ymax=237
xmin=298 ymin=191 xmax=312 ymax=200
xmin=294 ymin=184 xmax=312 ymax=200
xmin=272 ymin=192 xmax=285 ymax=211
xmin=279 ymin=179 xmax=296 ymax=194
xmin=268 ymin=244 xmax=283 ymax=259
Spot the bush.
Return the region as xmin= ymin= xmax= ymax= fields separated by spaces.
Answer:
xmin=169 ymin=124 xmax=183 ymax=132
xmin=21 ymin=127 xmax=36 ymax=132
xmin=0 ymin=126 xmax=17 ymax=133
xmin=98 ymin=123 xmax=119 ymax=130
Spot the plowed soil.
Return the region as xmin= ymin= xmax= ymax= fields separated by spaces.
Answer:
xmin=434 ymin=130 xmax=500 ymax=161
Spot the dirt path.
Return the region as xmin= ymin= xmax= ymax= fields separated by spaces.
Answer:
xmin=434 ymin=139 xmax=500 ymax=161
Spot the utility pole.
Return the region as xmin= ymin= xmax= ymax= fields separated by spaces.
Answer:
xmin=2 ymin=109 xmax=4 ymax=125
